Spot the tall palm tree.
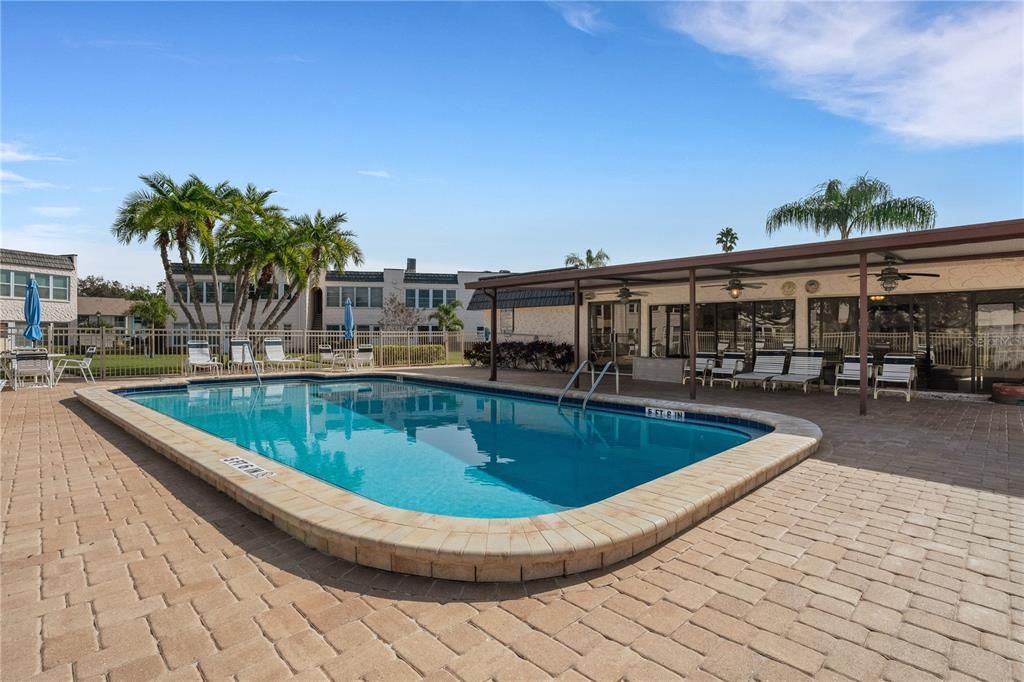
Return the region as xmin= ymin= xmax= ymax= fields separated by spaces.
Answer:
xmin=716 ymin=227 xmax=739 ymax=252
xmin=219 ymin=210 xmax=298 ymax=331
xmin=766 ymin=175 xmax=936 ymax=240
xmin=112 ymin=177 xmax=199 ymax=326
xmin=264 ymin=210 xmax=363 ymax=330
xmin=565 ymin=248 xmax=609 ymax=268
xmin=429 ymin=300 xmax=464 ymax=331
xmin=191 ymin=177 xmax=241 ymax=328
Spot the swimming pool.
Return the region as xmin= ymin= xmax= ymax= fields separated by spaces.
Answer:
xmin=124 ymin=377 xmax=764 ymax=518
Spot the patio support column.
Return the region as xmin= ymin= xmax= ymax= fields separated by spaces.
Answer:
xmin=689 ymin=268 xmax=697 ymax=400
xmin=488 ymin=289 xmax=497 ymax=382
xmin=574 ymin=279 xmax=581 ymax=388
xmin=858 ymin=253 xmax=868 ymax=416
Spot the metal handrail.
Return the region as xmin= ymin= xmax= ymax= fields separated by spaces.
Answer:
xmin=557 ymin=360 xmax=595 ymax=408
xmin=581 ymin=361 xmax=620 ymax=413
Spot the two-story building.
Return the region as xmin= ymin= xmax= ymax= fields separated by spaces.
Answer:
xmin=0 ymin=248 xmax=78 ymax=347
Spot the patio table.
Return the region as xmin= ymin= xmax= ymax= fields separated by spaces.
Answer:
xmin=1 ymin=351 xmax=65 ymax=387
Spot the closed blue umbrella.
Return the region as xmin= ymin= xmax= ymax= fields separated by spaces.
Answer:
xmin=343 ymin=297 xmax=355 ymax=341
xmin=23 ymin=277 xmax=43 ymax=345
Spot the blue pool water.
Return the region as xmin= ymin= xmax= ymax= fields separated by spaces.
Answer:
xmin=125 ymin=378 xmax=762 ymax=518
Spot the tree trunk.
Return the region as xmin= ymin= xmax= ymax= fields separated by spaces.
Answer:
xmin=176 ymin=226 xmax=207 ymax=327
xmin=160 ymin=243 xmax=196 ymax=327
xmin=247 ymin=266 xmax=274 ymax=330
xmin=228 ymin=271 xmax=247 ymax=332
xmin=264 ymin=282 xmax=305 ymax=330
xmin=209 ymin=262 xmax=222 ymax=327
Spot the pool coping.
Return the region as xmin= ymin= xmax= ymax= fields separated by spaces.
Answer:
xmin=76 ymin=370 xmax=822 ymax=582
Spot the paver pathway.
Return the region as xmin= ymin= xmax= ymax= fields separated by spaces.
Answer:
xmin=1 ymin=374 xmax=1021 ymax=681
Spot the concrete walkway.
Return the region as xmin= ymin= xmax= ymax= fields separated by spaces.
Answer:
xmin=1 ymin=372 xmax=1021 ymax=681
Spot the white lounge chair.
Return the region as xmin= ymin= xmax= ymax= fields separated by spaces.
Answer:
xmin=874 ymin=354 xmax=916 ymax=401
xmin=350 ymin=344 xmax=374 ymax=370
xmin=770 ymin=350 xmax=824 ymax=393
xmin=732 ymin=350 xmax=787 ymax=390
xmin=55 ymin=346 xmax=97 ymax=384
xmin=229 ymin=338 xmax=263 ymax=373
xmin=185 ymin=341 xmax=222 ymax=376
xmin=834 ymin=354 xmax=874 ymax=396
xmin=264 ymin=338 xmax=301 ymax=371
xmin=683 ymin=351 xmax=716 ymax=385
xmin=12 ymin=349 xmax=52 ymax=389
xmin=708 ymin=351 xmax=745 ymax=388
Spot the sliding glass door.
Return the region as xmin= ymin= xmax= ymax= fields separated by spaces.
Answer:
xmin=589 ymin=301 xmax=641 ymax=373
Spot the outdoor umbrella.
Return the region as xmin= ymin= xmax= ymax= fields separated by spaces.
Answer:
xmin=343 ymin=297 xmax=355 ymax=342
xmin=23 ymin=277 xmax=43 ymax=345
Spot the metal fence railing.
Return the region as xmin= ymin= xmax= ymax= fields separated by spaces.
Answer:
xmin=20 ymin=326 xmax=467 ymax=379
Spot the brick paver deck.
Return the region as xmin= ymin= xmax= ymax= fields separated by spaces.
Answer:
xmin=2 ymin=371 xmax=1021 ymax=681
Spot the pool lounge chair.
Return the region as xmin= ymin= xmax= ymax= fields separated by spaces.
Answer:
xmin=874 ymin=354 xmax=916 ymax=401
xmin=185 ymin=341 xmax=222 ymax=376
xmin=708 ymin=351 xmax=745 ymax=388
xmin=229 ymin=338 xmax=263 ymax=373
xmin=683 ymin=352 xmax=717 ymax=385
xmin=55 ymin=346 xmax=97 ymax=384
xmin=350 ymin=344 xmax=374 ymax=369
xmin=834 ymin=354 xmax=874 ymax=396
xmin=731 ymin=349 xmax=787 ymax=390
xmin=770 ymin=350 xmax=824 ymax=393
xmin=264 ymin=338 xmax=301 ymax=371
xmin=12 ymin=349 xmax=52 ymax=389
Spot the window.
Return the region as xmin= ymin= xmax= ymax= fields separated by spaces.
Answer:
xmin=418 ymin=289 xmax=430 ymax=308
xmin=175 ymin=282 xmax=190 ymax=304
xmin=13 ymin=272 xmax=29 ymax=298
xmin=0 ymin=270 xmax=10 ymax=297
xmin=34 ymin=274 xmax=51 ymax=299
xmin=201 ymin=282 xmax=217 ymax=304
xmin=221 ymin=282 xmax=235 ymax=304
xmin=405 ymin=289 xmax=417 ymax=308
xmin=283 ymin=324 xmax=292 ymax=331
xmin=649 ymin=304 xmax=684 ymax=357
xmin=0 ymin=270 xmax=70 ymax=300
xmin=51 ymin=275 xmax=69 ymax=301
xmin=326 ymin=287 xmax=340 ymax=307
xmin=370 ymin=287 xmax=383 ymax=308
xmin=326 ymin=324 xmax=341 ymax=332
xmin=432 ymin=289 xmax=444 ymax=307
xmin=445 ymin=289 xmax=457 ymax=304
xmin=354 ymin=287 xmax=369 ymax=307
xmin=341 ymin=286 xmax=355 ymax=305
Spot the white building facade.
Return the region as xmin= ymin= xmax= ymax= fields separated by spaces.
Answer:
xmin=0 ymin=248 xmax=78 ymax=345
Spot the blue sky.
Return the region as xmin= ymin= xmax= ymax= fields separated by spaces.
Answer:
xmin=2 ymin=1 xmax=1022 ymax=286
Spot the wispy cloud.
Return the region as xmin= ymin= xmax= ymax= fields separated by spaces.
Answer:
xmin=70 ymin=37 xmax=199 ymax=65
xmin=357 ymin=170 xmax=392 ymax=178
xmin=1 ymin=169 xmax=55 ymax=191
xmin=1 ymin=142 xmax=64 ymax=162
xmin=664 ymin=2 xmax=1023 ymax=146
xmin=33 ymin=206 xmax=81 ymax=218
xmin=552 ymin=2 xmax=609 ymax=35
xmin=269 ymin=54 xmax=314 ymax=64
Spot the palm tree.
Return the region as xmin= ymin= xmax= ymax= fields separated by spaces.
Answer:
xmin=766 ymin=175 xmax=936 ymax=240
xmin=565 ymin=248 xmax=609 ymax=268
xmin=716 ymin=227 xmax=739 ymax=252
xmin=113 ymin=177 xmax=199 ymax=327
xmin=129 ymin=293 xmax=176 ymax=357
xmin=219 ymin=210 xmax=298 ymax=331
xmin=429 ymin=300 xmax=464 ymax=332
xmin=263 ymin=210 xmax=363 ymax=330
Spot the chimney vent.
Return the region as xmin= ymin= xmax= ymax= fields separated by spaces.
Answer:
xmin=406 ymin=258 xmax=416 ymax=272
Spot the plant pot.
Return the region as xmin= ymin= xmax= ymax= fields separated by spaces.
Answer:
xmin=991 ymin=383 xmax=1024 ymax=405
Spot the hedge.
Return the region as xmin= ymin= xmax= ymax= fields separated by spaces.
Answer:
xmin=464 ymin=341 xmax=575 ymax=372
xmin=377 ymin=343 xmax=447 ymax=366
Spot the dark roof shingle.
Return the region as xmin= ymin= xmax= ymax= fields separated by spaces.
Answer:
xmin=404 ymin=273 xmax=459 ymax=284
xmin=326 ymin=271 xmax=385 ymax=282
xmin=0 ymin=249 xmax=75 ymax=271
xmin=467 ymin=288 xmax=574 ymax=310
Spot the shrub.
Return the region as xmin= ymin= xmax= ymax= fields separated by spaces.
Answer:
xmin=377 ymin=343 xmax=446 ymax=366
xmin=463 ymin=341 xmax=576 ymax=371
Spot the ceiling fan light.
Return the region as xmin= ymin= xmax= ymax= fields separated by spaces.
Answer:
xmin=869 ymin=294 xmax=886 ymax=302
xmin=881 ymin=279 xmax=898 ymax=293
xmin=728 ymin=287 xmax=743 ymax=299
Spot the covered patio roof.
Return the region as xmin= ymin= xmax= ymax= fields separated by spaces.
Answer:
xmin=466 ymin=218 xmax=1024 ymax=291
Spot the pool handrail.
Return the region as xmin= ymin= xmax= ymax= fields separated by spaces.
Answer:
xmin=557 ymin=360 xmax=595 ymax=408
xmin=581 ymin=361 xmax=620 ymax=413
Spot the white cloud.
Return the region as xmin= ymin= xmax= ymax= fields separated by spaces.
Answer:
xmin=357 ymin=170 xmax=392 ymax=178
xmin=664 ymin=1 xmax=1023 ymax=145
xmin=1 ymin=169 xmax=55 ymax=191
xmin=552 ymin=2 xmax=609 ymax=35
xmin=0 ymin=142 xmax=64 ymax=162
xmin=32 ymin=206 xmax=81 ymax=218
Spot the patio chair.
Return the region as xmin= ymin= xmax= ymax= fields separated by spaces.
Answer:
xmin=54 ymin=346 xmax=97 ymax=384
xmin=770 ymin=350 xmax=824 ymax=393
xmin=683 ymin=352 xmax=717 ymax=385
xmin=185 ymin=341 xmax=222 ymax=376
xmin=0 ymin=379 xmax=6 ymax=392
xmin=229 ymin=338 xmax=263 ymax=373
xmin=708 ymin=351 xmax=745 ymax=388
xmin=731 ymin=349 xmax=787 ymax=390
xmin=12 ymin=349 xmax=52 ymax=390
xmin=874 ymin=354 xmax=916 ymax=402
xmin=716 ymin=341 xmax=730 ymax=353
xmin=350 ymin=344 xmax=375 ymax=370
xmin=318 ymin=345 xmax=336 ymax=367
xmin=264 ymin=338 xmax=301 ymax=371
xmin=834 ymin=354 xmax=874 ymax=396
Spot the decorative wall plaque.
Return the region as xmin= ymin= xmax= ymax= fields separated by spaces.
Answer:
xmin=805 ymin=279 xmax=820 ymax=294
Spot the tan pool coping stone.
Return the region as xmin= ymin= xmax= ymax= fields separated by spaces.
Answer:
xmin=76 ymin=370 xmax=822 ymax=582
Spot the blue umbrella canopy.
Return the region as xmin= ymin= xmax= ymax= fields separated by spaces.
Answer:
xmin=343 ymin=297 xmax=355 ymax=341
xmin=23 ymin=277 xmax=43 ymax=344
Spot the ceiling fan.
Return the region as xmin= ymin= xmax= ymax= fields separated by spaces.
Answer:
xmin=850 ymin=255 xmax=940 ymax=292
xmin=701 ymin=273 xmax=768 ymax=299
xmin=614 ymin=284 xmax=651 ymax=302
